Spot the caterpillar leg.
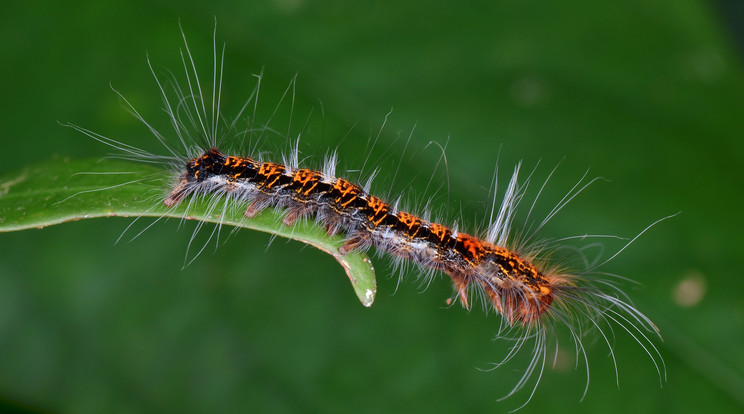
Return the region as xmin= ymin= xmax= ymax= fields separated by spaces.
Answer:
xmin=164 ymin=177 xmax=189 ymax=207
xmin=339 ymin=233 xmax=370 ymax=255
xmin=446 ymin=272 xmax=471 ymax=310
xmin=243 ymin=194 xmax=271 ymax=218
xmin=282 ymin=205 xmax=313 ymax=226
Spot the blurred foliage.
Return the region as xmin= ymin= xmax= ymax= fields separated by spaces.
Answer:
xmin=1 ymin=0 xmax=743 ymax=413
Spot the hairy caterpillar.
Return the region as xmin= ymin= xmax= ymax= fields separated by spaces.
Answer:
xmin=66 ymin=24 xmax=667 ymax=408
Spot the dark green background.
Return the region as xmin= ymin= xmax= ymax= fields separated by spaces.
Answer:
xmin=1 ymin=1 xmax=742 ymax=413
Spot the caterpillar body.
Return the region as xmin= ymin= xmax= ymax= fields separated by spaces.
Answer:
xmin=67 ymin=24 xmax=666 ymax=408
xmin=166 ymin=148 xmax=555 ymax=324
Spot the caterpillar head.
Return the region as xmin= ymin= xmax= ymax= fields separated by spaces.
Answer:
xmin=163 ymin=148 xmax=225 ymax=206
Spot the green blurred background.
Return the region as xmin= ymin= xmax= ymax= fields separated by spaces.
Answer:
xmin=1 ymin=0 xmax=743 ymax=412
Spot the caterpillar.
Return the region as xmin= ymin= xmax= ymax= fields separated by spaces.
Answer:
xmin=165 ymin=147 xmax=557 ymax=324
xmin=66 ymin=24 xmax=667 ymax=408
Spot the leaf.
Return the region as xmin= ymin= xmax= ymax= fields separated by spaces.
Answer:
xmin=0 ymin=156 xmax=377 ymax=307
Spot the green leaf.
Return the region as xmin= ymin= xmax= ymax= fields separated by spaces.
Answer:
xmin=0 ymin=156 xmax=377 ymax=307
